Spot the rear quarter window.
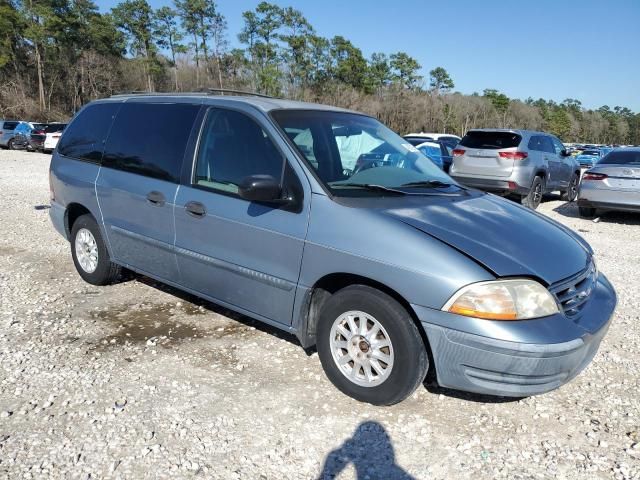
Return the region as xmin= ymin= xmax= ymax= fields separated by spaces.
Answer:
xmin=102 ymin=102 xmax=200 ymax=183
xmin=460 ymin=131 xmax=521 ymax=149
xmin=58 ymin=103 xmax=121 ymax=162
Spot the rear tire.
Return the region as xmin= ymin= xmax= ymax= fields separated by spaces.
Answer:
xmin=316 ymin=285 xmax=429 ymax=405
xmin=578 ymin=206 xmax=596 ymax=218
xmin=7 ymin=139 xmax=15 ymax=150
xmin=521 ymin=176 xmax=544 ymax=210
xmin=70 ymin=214 xmax=121 ymax=285
xmin=561 ymin=173 xmax=579 ymax=202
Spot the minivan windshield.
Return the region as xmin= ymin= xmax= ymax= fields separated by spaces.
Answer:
xmin=272 ymin=110 xmax=455 ymax=196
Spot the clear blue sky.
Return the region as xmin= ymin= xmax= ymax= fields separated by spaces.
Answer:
xmin=96 ymin=0 xmax=640 ymax=111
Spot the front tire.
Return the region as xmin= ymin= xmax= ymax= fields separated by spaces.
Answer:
xmin=522 ymin=176 xmax=544 ymax=210
xmin=561 ymin=173 xmax=579 ymax=202
xmin=316 ymin=285 xmax=429 ymax=405
xmin=70 ymin=214 xmax=121 ymax=285
xmin=7 ymin=139 xmax=15 ymax=150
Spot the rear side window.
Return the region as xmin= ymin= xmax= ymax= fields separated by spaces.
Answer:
xmin=528 ymin=136 xmax=544 ymax=152
xmin=103 ymin=103 xmax=200 ymax=183
xmin=58 ymin=103 xmax=120 ymax=162
xmin=459 ymin=131 xmax=521 ymax=149
xmin=528 ymin=135 xmax=555 ymax=153
xmin=2 ymin=121 xmax=18 ymax=130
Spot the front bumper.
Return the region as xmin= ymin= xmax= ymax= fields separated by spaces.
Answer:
xmin=414 ymin=273 xmax=616 ymax=396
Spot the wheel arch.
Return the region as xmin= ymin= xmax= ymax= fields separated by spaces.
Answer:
xmin=296 ymin=272 xmax=432 ymax=362
xmin=64 ymin=203 xmax=93 ymax=238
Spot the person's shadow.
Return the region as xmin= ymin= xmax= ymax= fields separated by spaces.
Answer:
xmin=318 ymin=421 xmax=415 ymax=480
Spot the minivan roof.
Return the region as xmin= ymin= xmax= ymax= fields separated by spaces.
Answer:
xmin=101 ymin=92 xmax=358 ymax=114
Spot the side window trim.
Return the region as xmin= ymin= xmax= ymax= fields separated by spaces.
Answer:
xmin=101 ymin=102 xmax=200 ymax=183
xmin=188 ymin=105 xmax=305 ymax=213
xmin=58 ymin=102 xmax=122 ymax=164
xmin=189 ymin=106 xmax=287 ymax=190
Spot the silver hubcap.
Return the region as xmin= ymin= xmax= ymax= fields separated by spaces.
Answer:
xmin=75 ymin=228 xmax=98 ymax=273
xmin=330 ymin=311 xmax=394 ymax=387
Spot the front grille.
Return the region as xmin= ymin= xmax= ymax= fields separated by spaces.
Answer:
xmin=550 ymin=260 xmax=598 ymax=317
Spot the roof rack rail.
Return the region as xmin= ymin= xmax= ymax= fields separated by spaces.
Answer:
xmin=110 ymin=89 xmax=273 ymax=98
xmin=202 ymin=88 xmax=273 ymax=98
xmin=112 ymin=90 xmax=152 ymax=96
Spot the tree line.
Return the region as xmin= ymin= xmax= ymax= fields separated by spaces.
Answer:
xmin=1 ymin=0 xmax=638 ymax=144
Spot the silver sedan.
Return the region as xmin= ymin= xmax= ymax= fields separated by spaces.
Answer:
xmin=577 ymin=148 xmax=640 ymax=217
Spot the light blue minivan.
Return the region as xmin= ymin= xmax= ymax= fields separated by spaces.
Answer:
xmin=49 ymin=93 xmax=616 ymax=405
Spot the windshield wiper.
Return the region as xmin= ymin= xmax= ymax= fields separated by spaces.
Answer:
xmin=400 ymin=180 xmax=455 ymax=188
xmin=334 ymin=183 xmax=407 ymax=195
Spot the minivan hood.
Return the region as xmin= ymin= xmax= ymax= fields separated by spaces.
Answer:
xmin=382 ymin=193 xmax=590 ymax=285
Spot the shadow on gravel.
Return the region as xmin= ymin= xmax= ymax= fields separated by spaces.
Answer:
xmin=553 ymin=202 xmax=640 ymax=225
xmin=131 ymin=274 xmax=305 ymax=349
xmin=318 ymin=421 xmax=414 ymax=480
xmin=423 ymin=382 xmax=523 ymax=404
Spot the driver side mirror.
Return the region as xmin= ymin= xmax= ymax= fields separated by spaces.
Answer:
xmin=238 ymin=174 xmax=285 ymax=203
xmin=561 ymin=149 xmax=571 ymax=157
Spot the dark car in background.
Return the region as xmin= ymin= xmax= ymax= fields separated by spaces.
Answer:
xmin=26 ymin=123 xmax=54 ymax=151
xmin=11 ymin=122 xmax=46 ymax=151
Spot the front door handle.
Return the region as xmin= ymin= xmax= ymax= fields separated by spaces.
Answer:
xmin=146 ymin=191 xmax=165 ymax=206
xmin=185 ymin=201 xmax=206 ymax=218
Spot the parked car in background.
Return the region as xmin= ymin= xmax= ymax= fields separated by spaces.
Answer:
xmin=0 ymin=120 xmax=21 ymax=149
xmin=27 ymin=123 xmax=54 ymax=151
xmin=599 ymin=146 xmax=614 ymax=157
xmin=449 ymin=129 xmax=580 ymax=209
xmin=49 ymin=93 xmax=616 ymax=405
xmin=404 ymin=133 xmax=461 ymax=151
xmin=415 ymin=140 xmax=451 ymax=170
xmin=575 ymin=149 xmax=601 ymax=168
xmin=577 ymin=148 xmax=640 ymax=217
xmin=42 ymin=123 xmax=67 ymax=153
xmin=10 ymin=122 xmax=46 ymax=151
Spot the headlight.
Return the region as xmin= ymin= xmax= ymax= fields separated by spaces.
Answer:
xmin=442 ymin=279 xmax=559 ymax=320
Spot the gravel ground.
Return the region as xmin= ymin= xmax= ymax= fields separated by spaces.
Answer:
xmin=0 ymin=149 xmax=639 ymax=480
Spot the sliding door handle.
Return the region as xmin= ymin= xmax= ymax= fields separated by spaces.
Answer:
xmin=185 ymin=201 xmax=206 ymax=218
xmin=146 ymin=191 xmax=165 ymax=206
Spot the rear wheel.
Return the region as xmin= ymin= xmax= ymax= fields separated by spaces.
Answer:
xmin=316 ymin=285 xmax=429 ymax=405
xmin=562 ymin=173 xmax=579 ymax=202
xmin=7 ymin=139 xmax=15 ymax=150
xmin=578 ymin=206 xmax=596 ymax=218
xmin=522 ymin=176 xmax=544 ymax=210
xmin=70 ymin=214 xmax=121 ymax=285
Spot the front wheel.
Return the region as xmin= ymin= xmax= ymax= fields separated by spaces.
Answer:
xmin=7 ymin=139 xmax=15 ymax=150
xmin=316 ymin=285 xmax=429 ymax=405
xmin=521 ymin=176 xmax=544 ymax=210
xmin=561 ymin=173 xmax=579 ymax=202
